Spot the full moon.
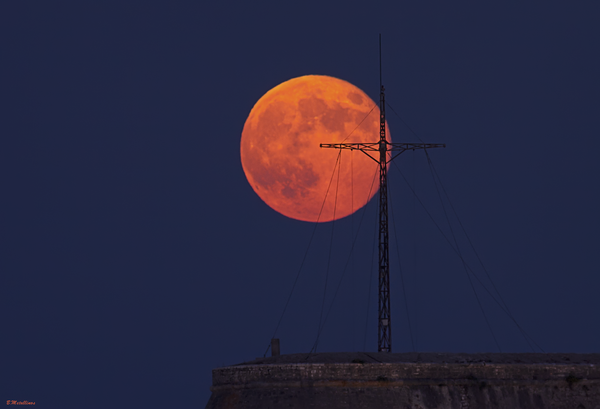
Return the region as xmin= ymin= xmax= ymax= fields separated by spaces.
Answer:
xmin=240 ymin=75 xmax=391 ymax=222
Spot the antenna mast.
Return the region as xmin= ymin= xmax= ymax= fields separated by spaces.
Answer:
xmin=321 ymin=35 xmax=445 ymax=352
xmin=377 ymin=33 xmax=392 ymax=352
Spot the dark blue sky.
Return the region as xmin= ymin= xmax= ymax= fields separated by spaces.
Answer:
xmin=2 ymin=1 xmax=599 ymax=408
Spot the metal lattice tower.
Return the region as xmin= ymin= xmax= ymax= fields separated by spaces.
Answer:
xmin=320 ymin=35 xmax=445 ymax=352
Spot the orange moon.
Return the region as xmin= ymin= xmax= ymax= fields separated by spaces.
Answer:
xmin=240 ymin=75 xmax=391 ymax=222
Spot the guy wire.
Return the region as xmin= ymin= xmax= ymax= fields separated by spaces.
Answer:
xmin=363 ymin=194 xmax=379 ymax=351
xmin=265 ymin=150 xmax=342 ymax=357
xmin=424 ymin=150 xmax=543 ymax=352
xmin=393 ymin=159 xmax=543 ymax=352
xmin=313 ymin=151 xmax=343 ymax=352
xmin=312 ymin=165 xmax=379 ymax=348
xmin=424 ymin=150 xmax=502 ymax=352
xmin=388 ymin=178 xmax=416 ymax=352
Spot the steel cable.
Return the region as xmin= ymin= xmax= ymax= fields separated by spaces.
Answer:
xmin=313 ymin=152 xmax=343 ymax=352
xmin=312 ymin=165 xmax=380 ymax=348
xmin=265 ymin=151 xmax=343 ymax=357
xmin=388 ymin=182 xmax=417 ymax=352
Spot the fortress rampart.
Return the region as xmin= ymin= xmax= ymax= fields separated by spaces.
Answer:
xmin=205 ymin=352 xmax=600 ymax=408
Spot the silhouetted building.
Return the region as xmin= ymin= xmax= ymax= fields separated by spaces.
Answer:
xmin=205 ymin=352 xmax=600 ymax=409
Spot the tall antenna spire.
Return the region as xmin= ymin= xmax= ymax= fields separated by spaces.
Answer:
xmin=379 ymin=33 xmax=382 ymax=89
xmin=377 ymin=33 xmax=392 ymax=352
xmin=321 ymin=35 xmax=445 ymax=352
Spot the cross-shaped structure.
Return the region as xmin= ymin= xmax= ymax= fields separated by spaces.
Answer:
xmin=320 ymin=36 xmax=445 ymax=352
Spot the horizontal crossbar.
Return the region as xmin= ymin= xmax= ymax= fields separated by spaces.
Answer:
xmin=320 ymin=142 xmax=446 ymax=152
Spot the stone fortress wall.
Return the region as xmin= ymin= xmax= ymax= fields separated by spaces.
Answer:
xmin=205 ymin=352 xmax=600 ymax=409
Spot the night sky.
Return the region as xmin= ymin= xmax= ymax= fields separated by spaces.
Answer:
xmin=2 ymin=1 xmax=599 ymax=408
